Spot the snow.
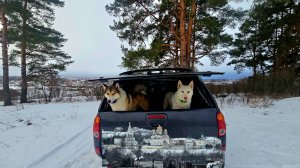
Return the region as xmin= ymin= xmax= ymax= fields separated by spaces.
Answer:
xmin=1 ymin=97 xmax=300 ymax=168
xmin=0 ymin=102 xmax=101 ymax=168
xmin=221 ymin=97 xmax=300 ymax=168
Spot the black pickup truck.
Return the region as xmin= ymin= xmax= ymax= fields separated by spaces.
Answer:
xmin=92 ymin=68 xmax=226 ymax=168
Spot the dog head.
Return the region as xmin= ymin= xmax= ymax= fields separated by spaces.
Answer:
xmin=102 ymin=83 xmax=121 ymax=104
xmin=176 ymin=80 xmax=194 ymax=102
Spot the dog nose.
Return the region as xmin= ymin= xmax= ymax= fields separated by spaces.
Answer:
xmin=107 ymin=100 xmax=111 ymax=103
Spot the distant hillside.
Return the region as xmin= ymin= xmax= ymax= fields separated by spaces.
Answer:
xmin=0 ymin=76 xmax=21 ymax=81
xmin=202 ymin=71 xmax=251 ymax=80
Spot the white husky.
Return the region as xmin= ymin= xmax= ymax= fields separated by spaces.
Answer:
xmin=163 ymin=80 xmax=194 ymax=110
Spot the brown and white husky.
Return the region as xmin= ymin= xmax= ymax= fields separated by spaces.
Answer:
xmin=163 ymin=80 xmax=194 ymax=110
xmin=103 ymin=83 xmax=149 ymax=111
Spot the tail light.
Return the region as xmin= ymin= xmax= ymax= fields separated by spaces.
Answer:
xmin=93 ymin=114 xmax=101 ymax=140
xmin=95 ymin=147 xmax=101 ymax=155
xmin=217 ymin=112 xmax=226 ymax=137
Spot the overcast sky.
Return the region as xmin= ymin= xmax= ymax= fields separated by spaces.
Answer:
xmin=1 ymin=0 xmax=252 ymax=79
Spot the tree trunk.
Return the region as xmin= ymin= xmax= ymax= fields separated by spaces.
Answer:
xmin=186 ymin=0 xmax=196 ymax=69
xmin=253 ymin=60 xmax=257 ymax=78
xmin=175 ymin=44 xmax=179 ymax=67
xmin=252 ymin=43 xmax=257 ymax=78
xmin=179 ymin=0 xmax=187 ymax=68
xmin=191 ymin=26 xmax=196 ymax=69
xmin=20 ymin=0 xmax=28 ymax=103
xmin=1 ymin=7 xmax=12 ymax=106
xmin=170 ymin=17 xmax=180 ymax=67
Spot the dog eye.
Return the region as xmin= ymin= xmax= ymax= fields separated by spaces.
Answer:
xmin=112 ymin=93 xmax=115 ymax=95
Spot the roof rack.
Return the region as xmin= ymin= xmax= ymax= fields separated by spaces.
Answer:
xmin=88 ymin=68 xmax=224 ymax=82
xmin=119 ymin=68 xmax=193 ymax=76
xmin=195 ymin=71 xmax=224 ymax=76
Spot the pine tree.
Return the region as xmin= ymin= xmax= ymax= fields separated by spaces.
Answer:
xmin=106 ymin=0 xmax=244 ymax=69
xmin=1 ymin=1 xmax=12 ymax=106
xmin=229 ymin=0 xmax=300 ymax=77
xmin=228 ymin=6 xmax=269 ymax=77
xmin=0 ymin=0 xmax=21 ymax=106
xmin=10 ymin=0 xmax=71 ymax=103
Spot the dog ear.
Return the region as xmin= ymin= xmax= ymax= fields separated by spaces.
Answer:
xmin=177 ymin=80 xmax=183 ymax=89
xmin=115 ymin=83 xmax=120 ymax=90
xmin=189 ymin=80 xmax=194 ymax=89
xmin=102 ymin=84 xmax=107 ymax=91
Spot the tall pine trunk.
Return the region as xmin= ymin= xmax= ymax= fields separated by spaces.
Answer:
xmin=20 ymin=0 xmax=28 ymax=103
xmin=179 ymin=0 xmax=187 ymax=68
xmin=191 ymin=23 xmax=196 ymax=69
xmin=1 ymin=7 xmax=12 ymax=106
xmin=186 ymin=0 xmax=196 ymax=69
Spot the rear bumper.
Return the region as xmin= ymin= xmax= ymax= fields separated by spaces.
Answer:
xmin=101 ymin=151 xmax=224 ymax=168
xmin=102 ymin=160 xmax=225 ymax=168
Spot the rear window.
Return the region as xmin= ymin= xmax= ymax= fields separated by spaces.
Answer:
xmin=100 ymin=77 xmax=215 ymax=112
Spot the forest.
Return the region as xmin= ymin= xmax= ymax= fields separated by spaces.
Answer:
xmin=106 ymin=0 xmax=300 ymax=97
xmin=1 ymin=0 xmax=300 ymax=106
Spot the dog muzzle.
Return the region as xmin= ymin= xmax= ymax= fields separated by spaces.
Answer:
xmin=108 ymin=99 xmax=118 ymax=104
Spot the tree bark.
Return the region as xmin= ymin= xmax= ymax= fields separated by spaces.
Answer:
xmin=186 ymin=0 xmax=196 ymax=69
xmin=179 ymin=0 xmax=187 ymax=68
xmin=20 ymin=0 xmax=28 ymax=103
xmin=191 ymin=23 xmax=196 ymax=69
xmin=1 ymin=7 xmax=12 ymax=106
xmin=170 ymin=17 xmax=179 ymax=67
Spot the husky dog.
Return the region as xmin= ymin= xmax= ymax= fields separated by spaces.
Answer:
xmin=103 ymin=83 xmax=149 ymax=111
xmin=163 ymin=80 xmax=194 ymax=110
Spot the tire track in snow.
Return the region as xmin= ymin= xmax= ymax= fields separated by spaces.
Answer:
xmin=26 ymin=125 xmax=92 ymax=168
xmin=262 ymin=150 xmax=300 ymax=160
xmin=61 ymin=145 xmax=102 ymax=168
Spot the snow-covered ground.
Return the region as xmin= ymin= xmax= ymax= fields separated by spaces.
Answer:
xmin=221 ymin=97 xmax=300 ymax=168
xmin=0 ymin=97 xmax=300 ymax=168
xmin=0 ymin=102 xmax=101 ymax=168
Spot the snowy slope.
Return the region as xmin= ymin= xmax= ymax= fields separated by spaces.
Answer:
xmin=0 ymin=102 xmax=101 ymax=168
xmin=221 ymin=97 xmax=300 ymax=168
xmin=1 ymin=97 xmax=300 ymax=168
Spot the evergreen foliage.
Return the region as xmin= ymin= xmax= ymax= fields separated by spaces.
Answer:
xmin=8 ymin=0 xmax=72 ymax=103
xmin=106 ymin=0 xmax=244 ymax=70
xmin=1 ymin=0 xmax=22 ymax=106
xmin=229 ymin=0 xmax=300 ymax=77
xmin=227 ymin=0 xmax=300 ymax=96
